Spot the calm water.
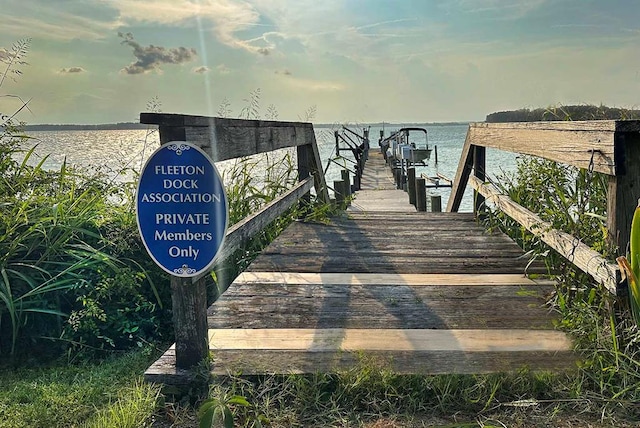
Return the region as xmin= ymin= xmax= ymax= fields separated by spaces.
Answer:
xmin=23 ymin=124 xmax=517 ymax=212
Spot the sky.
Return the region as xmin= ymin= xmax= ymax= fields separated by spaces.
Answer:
xmin=1 ymin=0 xmax=640 ymax=125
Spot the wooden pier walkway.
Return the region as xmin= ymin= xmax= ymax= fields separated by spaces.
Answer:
xmin=146 ymin=150 xmax=575 ymax=381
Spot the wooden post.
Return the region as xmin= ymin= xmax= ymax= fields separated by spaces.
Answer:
xmin=334 ymin=131 xmax=340 ymax=156
xmin=473 ymin=145 xmax=486 ymax=216
xmin=431 ymin=195 xmax=442 ymax=212
xmin=434 ymin=146 xmax=438 ymax=164
xmin=607 ymin=132 xmax=640 ymax=255
xmin=407 ymin=167 xmax=416 ymax=206
xmin=416 ymin=177 xmax=427 ymax=212
xmin=334 ymin=180 xmax=346 ymax=208
xmin=341 ymin=169 xmax=352 ymax=196
xmin=395 ymin=168 xmax=402 ymax=189
xmin=171 ymin=277 xmax=208 ymax=368
xmin=297 ymin=142 xmax=330 ymax=205
xmin=155 ymin=126 xmax=210 ymax=369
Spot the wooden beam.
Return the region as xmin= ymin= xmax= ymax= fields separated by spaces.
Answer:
xmin=234 ymin=272 xmax=555 ymax=287
xmin=466 ymin=121 xmax=640 ymax=176
xmin=469 ymin=176 xmax=621 ymax=294
xmin=207 ymin=328 xmax=572 ymax=353
xmin=607 ymin=132 xmax=640 ymax=255
xmin=447 ymin=127 xmax=473 ymax=212
xmin=171 ymin=276 xmax=208 ymax=368
xmin=473 ymin=145 xmax=486 ymax=215
xmin=187 ymin=177 xmax=315 ymax=285
xmin=141 ymin=113 xmax=317 ymax=162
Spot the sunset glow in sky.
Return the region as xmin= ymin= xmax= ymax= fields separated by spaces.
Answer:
xmin=2 ymin=0 xmax=640 ymax=124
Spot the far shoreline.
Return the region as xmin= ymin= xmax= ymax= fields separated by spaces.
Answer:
xmin=26 ymin=121 xmax=471 ymax=132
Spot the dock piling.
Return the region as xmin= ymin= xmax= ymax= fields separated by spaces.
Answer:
xmin=431 ymin=195 xmax=442 ymax=212
xmin=408 ymin=167 xmax=416 ymax=206
xmin=416 ymin=177 xmax=427 ymax=211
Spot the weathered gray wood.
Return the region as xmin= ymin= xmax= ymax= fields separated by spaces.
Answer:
xmin=407 ymin=167 xmax=416 ymax=206
xmin=431 ymin=195 xmax=442 ymax=212
xmin=607 ymin=132 xmax=640 ymax=255
xmin=146 ymin=112 xmax=330 ymax=373
xmin=465 ymin=121 xmax=640 ymax=176
xmin=416 ymin=177 xmax=427 ymax=211
xmin=202 ymin=177 xmax=314 ymax=280
xmin=171 ymin=276 xmax=208 ymax=368
xmin=473 ymin=145 xmax=486 ymax=214
xmin=470 ymin=176 xmax=620 ymax=294
xmin=146 ymin=347 xmax=576 ymax=383
xmin=233 ymin=272 xmax=555 ymax=287
xmin=297 ymin=141 xmax=330 ymax=204
xmin=209 ymin=286 xmax=557 ymax=330
xmin=141 ymin=113 xmax=316 ymax=161
xmin=447 ymin=128 xmax=473 ymax=212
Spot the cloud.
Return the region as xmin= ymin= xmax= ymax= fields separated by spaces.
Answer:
xmin=192 ymin=66 xmax=210 ymax=74
xmin=110 ymin=0 xmax=272 ymax=55
xmin=118 ymin=32 xmax=197 ymax=74
xmin=216 ymin=64 xmax=231 ymax=75
xmin=281 ymin=75 xmax=345 ymax=92
xmin=59 ymin=67 xmax=87 ymax=74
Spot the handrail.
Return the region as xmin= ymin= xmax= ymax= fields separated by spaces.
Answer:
xmin=139 ymin=112 xmax=330 ymax=368
xmin=470 ymin=176 xmax=621 ymax=294
xmin=448 ymin=120 xmax=640 ymax=295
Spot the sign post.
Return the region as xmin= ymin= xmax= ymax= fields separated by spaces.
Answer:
xmin=136 ymin=141 xmax=228 ymax=368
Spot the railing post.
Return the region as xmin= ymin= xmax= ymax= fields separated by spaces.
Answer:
xmin=297 ymin=141 xmax=330 ymax=205
xmin=342 ymin=169 xmax=352 ymax=197
xmin=473 ymin=145 xmax=486 ymax=216
xmin=156 ymin=126 xmax=210 ymax=370
xmin=607 ymin=132 xmax=640 ymax=255
xmin=416 ymin=177 xmax=427 ymax=211
xmin=407 ymin=167 xmax=416 ymax=206
xmin=431 ymin=195 xmax=442 ymax=212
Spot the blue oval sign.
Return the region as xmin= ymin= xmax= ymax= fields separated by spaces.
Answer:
xmin=136 ymin=141 xmax=228 ymax=277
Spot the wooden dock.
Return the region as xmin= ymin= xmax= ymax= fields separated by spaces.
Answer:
xmin=145 ymin=150 xmax=576 ymax=382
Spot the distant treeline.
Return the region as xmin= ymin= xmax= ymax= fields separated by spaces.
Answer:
xmin=486 ymin=105 xmax=640 ymax=123
xmin=25 ymin=122 xmax=154 ymax=131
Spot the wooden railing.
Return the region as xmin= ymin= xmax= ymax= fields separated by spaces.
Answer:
xmin=140 ymin=113 xmax=329 ymax=368
xmin=448 ymin=120 xmax=640 ymax=295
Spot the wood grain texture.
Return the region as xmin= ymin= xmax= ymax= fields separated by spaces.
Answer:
xmin=207 ymin=328 xmax=572 ymax=352
xmin=233 ymin=272 xmax=555 ymax=287
xmin=447 ymin=129 xmax=474 ymax=212
xmin=144 ymin=136 xmax=577 ymax=381
xmin=464 ymin=121 xmax=640 ymax=175
xmin=141 ymin=113 xmax=316 ymax=161
xmin=470 ymin=176 xmax=620 ymax=294
xmin=145 ymin=347 xmax=576 ymax=382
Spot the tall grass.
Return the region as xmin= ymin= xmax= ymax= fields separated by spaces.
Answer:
xmin=483 ymin=155 xmax=640 ymax=419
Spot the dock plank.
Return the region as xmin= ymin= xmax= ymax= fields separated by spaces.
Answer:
xmin=145 ymin=147 xmax=575 ymax=385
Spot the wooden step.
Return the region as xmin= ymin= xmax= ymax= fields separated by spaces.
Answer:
xmin=233 ymin=272 xmax=555 ymax=287
xmin=202 ymin=328 xmax=575 ymax=375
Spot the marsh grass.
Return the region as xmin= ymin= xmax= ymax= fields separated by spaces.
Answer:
xmin=481 ymin=155 xmax=640 ymax=421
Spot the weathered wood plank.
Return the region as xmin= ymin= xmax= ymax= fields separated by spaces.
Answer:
xmin=466 ymin=121 xmax=632 ymax=175
xmin=607 ymin=131 xmax=640 ymax=254
xmin=208 ymin=285 xmax=556 ymax=329
xmin=470 ymin=175 xmax=620 ymax=293
xmin=447 ymin=128 xmax=474 ymax=212
xmin=207 ymin=328 xmax=571 ymax=352
xmin=233 ymin=272 xmax=554 ymax=287
xmin=247 ymin=257 xmax=548 ymax=275
xmin=188 ymin=177 xmax=314 ymax=283
xmin=146 ymin=347 xmax=576 ymax=382
xmin=141 ymin=113 xmax=316 ymax=161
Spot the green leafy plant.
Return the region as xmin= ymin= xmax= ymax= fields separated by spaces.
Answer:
xmin=198 ymin=393 xmax=265 ymax=428
xmin=616 ymin=199 xmax=640 ymax=323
